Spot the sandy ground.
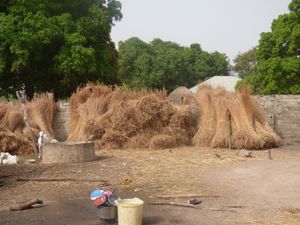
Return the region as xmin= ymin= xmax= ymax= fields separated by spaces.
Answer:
xmin=0 ymin=145 xmax=300 ymax=225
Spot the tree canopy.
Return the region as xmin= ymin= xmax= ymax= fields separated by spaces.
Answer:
xmin=238 ymin=0 xmax=300 ymax=94
xmin=0 ymin=0 xmax=122 ymax=99
xmin=118 ymin=38 xmax=229 ymax=92
xmin=233 ymin=48 xmax=257 ymax=78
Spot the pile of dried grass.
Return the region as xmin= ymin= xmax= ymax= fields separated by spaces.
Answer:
xmin=0 ymin=94 xmax=57 ymax=154
xmin=67 ymin=84 xmax=195 ymax=149
xmin=193 ymin=86 xmax=281 ymax=149
xmin=0 ymin=127 xmax=32 ymax=155
xmin=27 ymin=94 xmax=56 ymax=139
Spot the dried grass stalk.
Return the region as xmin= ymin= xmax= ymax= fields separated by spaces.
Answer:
xmin=193 ymin=86 xmax=281 ymax=149
xmin=67 ymin=83 xmax=192 ymax=150
xmin=0 ymin=94 xmax=57 ymax=154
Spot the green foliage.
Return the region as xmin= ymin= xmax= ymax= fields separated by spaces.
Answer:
xmin=233 ymin=48 xmax=257 ymax=78
xmin=119 ymin=38 xmax=229 ymax=92
xmin=237 ymin=57 xmax=300 ymax=94
xmin=0 ymin=0 xmax=122 ymax=99
xmin=241 ymin=0 xmax=300 ymax=94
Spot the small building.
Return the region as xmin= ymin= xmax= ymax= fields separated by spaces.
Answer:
xmin=190 ymin=76 xmax=241 ymax=93
xmin=168 ymin=86 xmax=195 ymax=104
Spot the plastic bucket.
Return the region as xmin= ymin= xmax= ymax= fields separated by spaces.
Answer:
xmin=117 ymin=198 xmax=144 ymax=225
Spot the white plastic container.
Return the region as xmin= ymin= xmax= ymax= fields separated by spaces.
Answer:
xmin=117 ymin=198 xmax=144 ymax=225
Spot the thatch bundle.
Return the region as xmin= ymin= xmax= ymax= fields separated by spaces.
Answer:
xmin=168 ymin=86 xmax=195 ymax=104
xmin=193 ymin=86 xmax=281 ymax=149
xmin=68 ymin=84 xmax=280 ymax=150
xmin=0 ymin=94 xmax=57 ymax=154
xmin=0 ymin=127 xmax=32 ymax=154
xmin=67 ymin=84 xmax=195 ymax=149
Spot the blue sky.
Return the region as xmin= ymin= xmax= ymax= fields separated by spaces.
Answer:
xmin=111 ymin=0 xmax=290 ymax=61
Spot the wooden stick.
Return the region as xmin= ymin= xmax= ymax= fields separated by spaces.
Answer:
xmin=224 ymin=205 xmax=245 ymax=209
xmin=146 ymin=202 xmax=199 ymax=209
xmin=157 ymin=194 xmax=220 ymax=199
xmin=268 ymin=149 xmax=272 ymax=160
xmin=228 ymin=112 xmax=232 ymax=150
xmin=0 ymin=174 xmax=16 ymax=178
xmin=16 ymin=90 xmax=38 ymax=158
xmin=17 ymin=177 xmax=109 ymax=182
xmin=209 ymin=208 xmax=237 ymax=213
xmin=9 ymin=199 xmax=43 ymax=211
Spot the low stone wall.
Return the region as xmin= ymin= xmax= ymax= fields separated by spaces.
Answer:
xmin=42 ymin=142 xmax=95 ymax=164
xmin=255 ymin=95 xmax=300 ymax=144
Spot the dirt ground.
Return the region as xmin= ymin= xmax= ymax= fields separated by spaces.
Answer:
xmin=0 ymin=145 xmax=300 ymax=225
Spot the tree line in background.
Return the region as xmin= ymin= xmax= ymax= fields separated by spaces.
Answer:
xmin=235 ymin=0 xmax=300 ymax=94
xmin=119 ymin=38 xmax=228 ymax=91
xmin=0 ymin=0 xmax=229 ymax=99
xmin=0 ymin=0 xmax=299 ymax=99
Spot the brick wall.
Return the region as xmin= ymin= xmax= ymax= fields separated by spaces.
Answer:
xmin=255 ymin=95 xmax=300 ymax=144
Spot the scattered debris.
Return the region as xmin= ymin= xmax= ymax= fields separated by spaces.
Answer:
xmin=0 ymin=152 xmax=18 ymax=165
xmin=209 ymin=208 xmax=237 ymax=213
xmin=268 ymin=149 xmax=272 ymax=160
xmin=215 ymin=153 xmax=222 ymax=159
xmin=17 ymin=177 xmax=108 ymax=183
xmin=238 ymin=149 xmax=252 ymax=158
xmin=146 ymin=202 xmax=200 ymax=209
xmin=0 ymin=178 xmax=4 ymax=187
xmin=157 ymin=194 xmax=220 ymax=199
xmin=188 ymin=198 xmax=202 ymax=205
xmin=50 ymin=139 xmax=59 ymax=143
xmin=282 ymin=207 xmax=300 ymax=214
xmin=26 ymin=159 xmax=37 ymax=164
xmin=208 ymin=205 xmax=245 ymax=213
xmin=120 ymin=178 xmax=133 ymax=186
xmin=9 ymin=199 xmax=43 ymax=211
xmin=224 ymin=205 xmax=245 ymax=209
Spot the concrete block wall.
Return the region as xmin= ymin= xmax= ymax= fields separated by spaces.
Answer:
xmin=53 ymin=101 xmax=70 ymax=141
xmin=52 ymin=96 xmax=300 ymax=144
xmin=255 ymin=95 xmax=300 ymax=144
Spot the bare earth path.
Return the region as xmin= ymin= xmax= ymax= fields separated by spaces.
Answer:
xmin=0 ymin=146 xmax=300 ymax=225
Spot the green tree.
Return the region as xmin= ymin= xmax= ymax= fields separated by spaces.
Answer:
xmin=233 ymin=48 xmax=257 ymax=78
xmin=0 ymin=0 xmax=122 ymax=99
xmin=238 ymin=0 xmax=300 ymax=94
xmin=119 ymin=38 xmax=229 ymax=92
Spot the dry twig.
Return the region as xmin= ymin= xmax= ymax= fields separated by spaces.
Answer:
xmin=146 ymin=202 xmax=200 ymax=209
xmin=9 ymin=199 xmax=43 ymax=211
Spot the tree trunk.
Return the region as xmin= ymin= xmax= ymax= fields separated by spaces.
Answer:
xmin=17 ymin=70 xmax=34 ymax=100
xmin=24 ymin=82 xmax=34 ymax=100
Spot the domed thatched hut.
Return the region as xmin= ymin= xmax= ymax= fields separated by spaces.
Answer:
xmin=168 ymin=86 xmax=195 ymax=104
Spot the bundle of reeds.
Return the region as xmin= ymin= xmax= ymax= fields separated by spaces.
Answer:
xmin=0 ymin=127 xmax=32 ymax=154
xmin=27 ymin=94 xmax=57 ymax=138
xmin=67 ymin=84 xmax=194 ymax=150
xmin=193 ymin=86 xmax=281 ymax=149
xmin=0 ymin=94 xmax=57 ymax=154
